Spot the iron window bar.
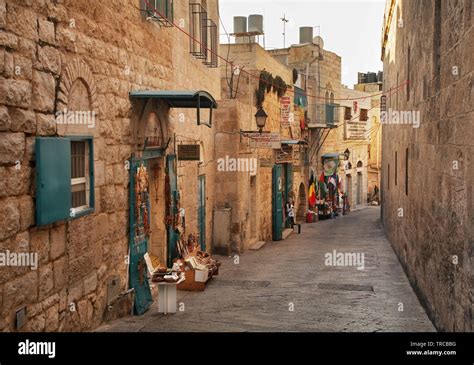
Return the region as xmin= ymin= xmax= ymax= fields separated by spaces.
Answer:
xmin=189 ymin=3 xmax=208 ymax=60
xmin=203 ymin=19 xmax=218 ymax=68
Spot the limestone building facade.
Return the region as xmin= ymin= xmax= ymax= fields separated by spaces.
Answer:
xmin=381 ymin=0 xmax=473 ymax=331
xmin=214 ymin=42 xmax=308 ymax=252
xmin=0 ymin=0 xmax=221 ymax=331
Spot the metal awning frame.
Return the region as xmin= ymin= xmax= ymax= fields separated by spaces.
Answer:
xmin=129 ymin=90 xmax=217 ymax=128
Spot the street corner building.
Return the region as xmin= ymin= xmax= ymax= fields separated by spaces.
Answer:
xmin=0 ymin=0 xmax=222 ymax=331
xmin=381 ymin=0 xmax=473 ymax=331
xmin=215 ymin=38 xmax=308 ymax=252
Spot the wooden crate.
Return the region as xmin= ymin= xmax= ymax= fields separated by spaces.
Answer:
xmin=177 ymin=269 xmax=208 ymax=291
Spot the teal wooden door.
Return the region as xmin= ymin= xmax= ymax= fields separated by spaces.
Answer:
xmin=198 ymin=175 xmax=206 ymax=250
xmin=284 ymin=163 xmax=293 ymax=227
xmin=166 ymin=154 xmax=179 ymax=267
xmin=272 ymin=165 xmax=283 ymax=241
xmin=129 ymin=158 xmax=153 ymax=315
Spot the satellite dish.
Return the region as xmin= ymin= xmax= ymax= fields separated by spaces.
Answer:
xmin=313 ymin=36 xmax=324 ymax=49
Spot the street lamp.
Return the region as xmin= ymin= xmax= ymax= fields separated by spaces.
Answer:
xmin=255 ymin=107 xmax=268 ymax=134
xmin=343 ymin=148 xmax=350 ymax=160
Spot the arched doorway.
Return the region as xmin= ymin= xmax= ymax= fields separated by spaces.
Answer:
xmin=296 ymin=183 xmax=306 ymax=222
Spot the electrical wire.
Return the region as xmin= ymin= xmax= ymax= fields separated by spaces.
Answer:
xmin=141 ymin=0 xmax=408 ymax=102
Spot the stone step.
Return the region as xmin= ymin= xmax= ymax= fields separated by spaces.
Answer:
xmin=282 ymin=228 xmax=293 ymax=240
xmin=249 ymin=240 xmax=266 ymax=250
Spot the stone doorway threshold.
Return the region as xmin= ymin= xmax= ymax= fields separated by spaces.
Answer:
xmin=248 ymin=239 xmax=266 ymax=250
xmin=282 ymin=228 xmax=293 ymax=240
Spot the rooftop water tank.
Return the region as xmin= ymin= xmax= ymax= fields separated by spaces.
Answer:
xmin=248 ymin=14 xmax=263 ymax=33
xmin=299 ymin=27 xmax=313 ymax=44
xmin=233 ymin=16 xmax=247 ymax=34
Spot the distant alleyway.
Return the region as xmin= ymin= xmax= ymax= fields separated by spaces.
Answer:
xmin=98 ymin=207 xmax=434 ymax=332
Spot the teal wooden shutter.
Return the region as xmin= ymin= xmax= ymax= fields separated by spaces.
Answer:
xmin=35 ymin=137 xmax=71 ymax=225
xmin=272 ymin=164 xmax=283 ymax=241
xmin=128 ymin=158 xmax=153 ymax=315
xmin=326 ymin=104 xmax=335 ymax=126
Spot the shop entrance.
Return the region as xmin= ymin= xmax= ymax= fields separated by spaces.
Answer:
xmin=129 ymin=158 xmax=153 ymax=315
xmin=283 ymin=163 xmax=293 ymax=228
xmin=346 ymin=174 xmax=352 ymax=202
xmin=148 ymin=158 xmax=166 ymax=263
xmin=249 ymin=175 xmax=257 ymax=240
xmin=296 ymin=182 xmax=306 ymax=222
xmin=198 ymin=175 xmax=206 ymax=250
xmin=357 ymin=172 xmax=363 ymax=206
xmin=166 ymin=154 xmax=179 ymax=267
xmin=272 ymin=164 xmax=283 ymax=241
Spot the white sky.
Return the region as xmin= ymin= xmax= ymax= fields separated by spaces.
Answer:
xmin=218 ymin=0 xmax=385 ymax=86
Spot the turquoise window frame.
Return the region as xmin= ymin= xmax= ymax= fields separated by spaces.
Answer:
xmin=68 ymin=135 xmax=95 ymax=220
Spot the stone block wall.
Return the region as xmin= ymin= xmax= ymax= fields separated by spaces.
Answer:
xmin=382 ymin=0 xmax=473 ymax=331
xmin=0 ymin=0 xmax=221 ymax=331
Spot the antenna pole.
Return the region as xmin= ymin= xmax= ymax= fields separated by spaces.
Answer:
xmin=281 ymin=14 xmax=289 ymax=48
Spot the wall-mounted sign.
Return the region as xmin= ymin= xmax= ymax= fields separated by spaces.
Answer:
xmin=276 ymin=145 xmax=293 ymax=164
xmin=345 ymin=121 xmax=367 ymax=140
xmin=242 ymin=132 xmax=281 ymax=149
xmin=280 ymin=96 xmax=292 ymax=128
xmin=178 ymin=144 xmax=200 ymax=161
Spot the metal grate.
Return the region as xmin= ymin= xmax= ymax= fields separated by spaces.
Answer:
xmin=210 ymin=280 xmax=271 ymax=289
xmin=189 ymin=2 xmax=217 ymax=68
xmin=71 ymin=141 xmax=87 ymax=208
xmin=203 ymin=19 xmax=218 ymax=68
xmin=189 ymin=3 xmax=208 ymax=59
xmin=318 ymin=283 xmax=374 ymax=292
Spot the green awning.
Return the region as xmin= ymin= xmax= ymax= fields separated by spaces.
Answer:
xmin=129 ymin=90 xmax=217 ymax=108
xmin=129 ymin=90 xmax=217 ymax=127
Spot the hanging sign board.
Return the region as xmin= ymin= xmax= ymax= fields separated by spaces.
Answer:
xmin=280 ymin=96 xmax=292 ymax=128
xmin=178 ymin=144 xmax=200 ymax=161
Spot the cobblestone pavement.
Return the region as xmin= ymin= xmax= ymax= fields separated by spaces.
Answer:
xmin=97 ymin=207 xmax=435 ymax=332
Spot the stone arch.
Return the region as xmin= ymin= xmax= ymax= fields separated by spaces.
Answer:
xmin=56 ymin=59 xmax=98 ymax=135
xmin=57 ymin=58 xmax=98 ymax=113
xmin=296 ymin=182 xmax=307 ymax=221
xmin=131 ymin=98 xmax=170 ymax=152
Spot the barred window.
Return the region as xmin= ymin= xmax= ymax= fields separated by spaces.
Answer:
xmin=71 ymin=141 xmax=90 ymax=210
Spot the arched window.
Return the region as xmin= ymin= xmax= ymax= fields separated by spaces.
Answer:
xmin=357 ymin=161 xmax=363 ymax=168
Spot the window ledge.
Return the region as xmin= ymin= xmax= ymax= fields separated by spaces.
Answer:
xmin=69 ymin=207 xmax=95 ymax=220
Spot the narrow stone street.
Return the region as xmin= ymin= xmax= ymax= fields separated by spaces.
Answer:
xmin=98 ymin=207 xmax=434 ymax=332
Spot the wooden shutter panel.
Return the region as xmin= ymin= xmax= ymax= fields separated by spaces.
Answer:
xmin=35 ymin=137 xmax=72 ymax=225
xmin=326 ymin=104 xmax=335 ymax=125
xmin=344 ymin=107 xmax=352 ymax=120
